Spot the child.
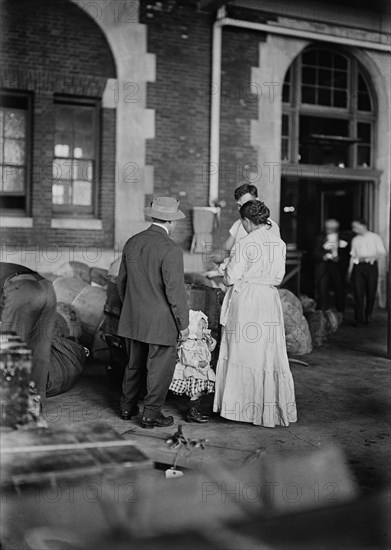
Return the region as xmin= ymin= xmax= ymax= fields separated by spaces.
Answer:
xmin=170 ymin=310 xmax=216 ymax=423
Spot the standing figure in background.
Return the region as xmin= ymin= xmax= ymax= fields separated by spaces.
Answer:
xmin=313 ymin=219 xmax=349 ymax=315
xmin=0 ymin=262 xmax=57 ymax=401
xmin=349 ymin=219 xmax=386 ymax=326
xmin=117 ymin=197 xmax=189 ymax=429
xmin=170 ymin=310 xmax=216 ymax=423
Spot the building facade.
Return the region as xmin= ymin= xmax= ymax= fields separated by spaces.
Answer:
xmin=0 ymin=0 xmax=389 ymax=301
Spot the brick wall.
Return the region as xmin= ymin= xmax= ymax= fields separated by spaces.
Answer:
xmin=214 ymin=27 xmax=263 ymax=245
xmin=141 ymin=1 xmax=262 ymax=249
xmin=0 ymin=0 xmax=116 ymax=248
xmin=141 ymin=1 xmax=213 ymax=249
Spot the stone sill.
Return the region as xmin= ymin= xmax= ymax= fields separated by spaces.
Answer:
xmin=51 ymin=218 xmax=103 ymax=230
xmin=0 ymin=216 xmax=34 ymax=228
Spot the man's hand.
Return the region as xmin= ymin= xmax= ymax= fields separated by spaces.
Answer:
xmin=179 ymin=328 xmax=189 ymax=341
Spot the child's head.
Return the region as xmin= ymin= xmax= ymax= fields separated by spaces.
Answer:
xmin=188 ymin=310 xmax=208 ymax=339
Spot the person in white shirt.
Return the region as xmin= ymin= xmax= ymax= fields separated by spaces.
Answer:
xmin=348 ymin=219 xmax=386 ymax=325
xmin=206 ymin=184 xmax=280 ymax=280
xmin=224 ymin=183 xmax=280 ymax=253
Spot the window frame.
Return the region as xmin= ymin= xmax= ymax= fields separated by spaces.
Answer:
xmin=0 ymin=90 xmax=32 ymax=216
xmin=282 ymin=47 xmax=376 ymax=169
xmin=52 ymin=96 xmax=100 ymax=217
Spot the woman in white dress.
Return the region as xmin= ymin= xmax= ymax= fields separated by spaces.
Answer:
xmin=213 ymin=200 xmax=297 ymax=427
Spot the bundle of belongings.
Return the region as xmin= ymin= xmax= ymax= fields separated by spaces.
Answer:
xmin=47 ymin=335 xmax=88 ymax=397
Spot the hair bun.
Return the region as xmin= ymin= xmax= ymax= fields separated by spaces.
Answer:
xmin=239 ymin=200 xmax=271 ymax=227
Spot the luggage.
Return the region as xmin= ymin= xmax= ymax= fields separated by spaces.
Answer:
xmin=278 ymin=289 xmax=313 ymax=356
xmin=46 ymin=336 xmax=87 ymax=397
xmin=305 ymin=310 xmax=328 ymax=347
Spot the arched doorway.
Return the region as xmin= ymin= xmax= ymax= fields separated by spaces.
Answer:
xmin=279 ymin=45 xmax=379 ymax=294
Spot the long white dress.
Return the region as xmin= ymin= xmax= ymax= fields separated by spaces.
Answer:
xmin=213 ymin=225 xmax=297 ymax=427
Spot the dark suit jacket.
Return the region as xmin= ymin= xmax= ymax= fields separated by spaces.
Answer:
xmin=313 ymin=232 xmax=351 ymax=279
xmin=117 ymin=225 xmax=189 ymax=346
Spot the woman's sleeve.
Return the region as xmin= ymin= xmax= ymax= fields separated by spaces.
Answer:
xmin=224 ymin=241 xmax=248 ymax=286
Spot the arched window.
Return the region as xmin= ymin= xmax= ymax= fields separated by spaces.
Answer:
xmin=281 ymin=47 xmax=375 ymax=168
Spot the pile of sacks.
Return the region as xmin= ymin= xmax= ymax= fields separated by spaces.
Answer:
xmin=276 ymin=290 xmax=342 ymax=355
xmin=45 ymin=261 xmax=110 ymax=362
xmin=300 ymin=296 xmax=342 ymax=347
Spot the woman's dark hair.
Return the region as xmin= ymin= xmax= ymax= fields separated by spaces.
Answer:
xmin=240 ymin=200 xmax=271 ymax=227
xmin=234 ymin=183 xmax=258 ymax=201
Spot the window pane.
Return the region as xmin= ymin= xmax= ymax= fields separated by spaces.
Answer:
xmin=54 ymin=143 xmax=71 ymax=157
xmin=54 ymin=134 xmax=72 ymax=156
xmin=318 ymin=68 xmax=332 ymax=86
xmin=282 ymin=114 xmax=289 ymax=136
xmin=333 ymin=53 xmax=348 ymax=70
xmin=4 ymin=109 xmax=26 ymax=138
xmin=0 ymin=195 xmax=26 ymax=210
xmin=281 ymin=138 xmax=289 ymax=161
xmin=282 ymin=83 xmax=290 ymax=103
xmin=4 ymin=139 xmax=25 ymax=164
xmin=318 ymin=50 xmax=333 ymax=68
xmin=333 ymin=90 xmax=347 ymax=108
xmin=357 ymin=145 xmax=371 ymax=166
xmin=53 ymin=159 xmax=72 ymax=181
xmin=358 ymin=92 xmax=371 ymax=112
xmin=358 ymin=73 xmax=369 ymax=93
xmin=302 ymin=67 xmax=316 ymax=84
xmin=333 ymin=70 xmax=348 ymax=88
xmin=357 ymin=123 xmax=371 ymax=143
xmin=302 ymin=86 xmax=316 ymax=104
xmin=1 ymin=166 xmax=25 ymax=192
xmin=302 ymin=50 xmax=318 ymax=65
xmin=299 ymin=116 xmax=350 ymax=166
xmin=55 ymin=105 xmax=73 ymax=131
xmin=73 ymin=160 xmax=93 ymax=182
xmin=73 ymin=180 xmax=92 ymax=206
xmin=52 ymin=181 xmax=72 ymax=205
xmin=73 ymin=134 xmax=94 ymax=159
xmin=318 ymin=87 xmax=332 ymax=106
xmin=75 ymin=108 xmax=93 ymax=132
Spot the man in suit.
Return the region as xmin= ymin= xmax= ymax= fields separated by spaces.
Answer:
xmin=117 ymin=197 xmax=189 ymax=429
xmin=313 ymin=219 xmax=350 ymax=314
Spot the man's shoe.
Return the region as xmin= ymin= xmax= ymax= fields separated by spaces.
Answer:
xmin=141 ymin=413 xmax=174 ymax=429
xmin=120 ymin=406 xmax=139 ymax=420
xmin=186 ymin=405 xmax=210 ymax=423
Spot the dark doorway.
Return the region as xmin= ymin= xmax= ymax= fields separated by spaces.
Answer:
xmin=280 ymin=177 xmax=373 ymax=296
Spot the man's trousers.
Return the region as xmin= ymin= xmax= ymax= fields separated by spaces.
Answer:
xmin=120 ymin=339 xmax=177 ymax=418
xmin=1 ymin=277 xmax=57 ymax=399
xmin=351 ymin=262 xmax=378 ymax=323
xmin=315 ymin=262 xmax=345 ymax=313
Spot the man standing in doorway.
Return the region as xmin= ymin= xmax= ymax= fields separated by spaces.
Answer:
xmin=349 ymin=219 xmax=386 ymax=326
xmin=313 ymin=219 xmax=349 ymax=315
xmin=117 ymin=197 xmax=189 ymax=428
